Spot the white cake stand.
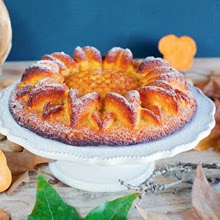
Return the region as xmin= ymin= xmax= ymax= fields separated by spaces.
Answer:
xmin=0 ymin=83 xmax=215 ymax=192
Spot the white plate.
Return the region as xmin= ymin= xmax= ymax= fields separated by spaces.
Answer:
xmin=0 ymin=82 xmax=216 ymax=192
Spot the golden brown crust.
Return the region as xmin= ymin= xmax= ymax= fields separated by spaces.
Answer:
xmin=138 ymin=86 xmax=179 ymax=114
xmin=103 ymin=48 xmax=133 ymax=71
xmin=9 ymin=46 xmax=197 ymax=146
xmin=137 ymin=57 xmax=170 ymax=74
xmin=21 ymin=61 xmax=64 ymax=84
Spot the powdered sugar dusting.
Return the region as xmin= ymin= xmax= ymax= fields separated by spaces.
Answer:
xmin=71 ymin=92 xmax=99 ymax=108
xmin=74 ymin=46 xmax=87 ymax=61
xmin=108 ymin=47 xmax=122 ymax=53
xmin=139 ymin=85 xmax=177 ymax=99
xmin=105 ymin=48 xmax=120 ymax=63
xmin=32 ymin=60 xmax=59 ymax=73
xmin=69 ymin=91 xmax=100 ymax=125
xmin=36 ymin=78 xmax=60 ymax=87
xmin=83 ymin=46 xmax=102 ymax=63
xmin=138 ymin=56 xmax=170 ymax=74
xmin=125 ymin=90 xmax=140 ymax=104
xmin=106 ymin=92 xmax=137 ymax=117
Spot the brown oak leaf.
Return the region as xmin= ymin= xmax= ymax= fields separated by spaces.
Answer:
xmin=214 ymin=98 xmax=220 ymax=122
xmin=4 ymin=149 xmax=53 ymax=194
xmin=194 ymin=71 xmax=220 ymax=151
xmin=6 ymin=171 xmax=29 ymax=195
xmin=137 ymin=163 xmax=220 ymax=220
xmin=0 ymin=208 xmax=10 ymax=220
xmin=195 ymin=98 xmax=220 ymax=151
xmin=195 ymin=71 xmax=220 ymax=99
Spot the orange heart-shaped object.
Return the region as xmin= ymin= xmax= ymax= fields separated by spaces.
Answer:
xmin=158 ymin=34 xmax=197 ymax=71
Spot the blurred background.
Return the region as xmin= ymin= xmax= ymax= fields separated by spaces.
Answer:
xmin=4 ymin=0 xmax=220 ymax=61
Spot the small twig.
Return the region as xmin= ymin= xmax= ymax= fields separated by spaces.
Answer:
xmin=37 ymin=169 xmax=59 ymax=184
xmin=207 ymin=176 xmax=220 ymax=184
xmin=177 ymin=162 xmax=220 ymax=169
xmin=119 ymin=162 xmax=220 ymax=198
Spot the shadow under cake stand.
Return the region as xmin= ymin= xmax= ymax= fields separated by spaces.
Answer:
xmin=0 ymin=83 xmax=215 ymax=192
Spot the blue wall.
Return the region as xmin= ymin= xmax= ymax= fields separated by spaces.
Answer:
xmin=4 ymin=0 xmax=220 ymax=61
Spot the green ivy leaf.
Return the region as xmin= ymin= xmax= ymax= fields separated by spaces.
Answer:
xmin=28 ymin=174 xmax=137 ymax=220
xmin=84 ymin=193 xmax=138 ymax=220
xmin=28 ymin=174 xmax=81 ymax=220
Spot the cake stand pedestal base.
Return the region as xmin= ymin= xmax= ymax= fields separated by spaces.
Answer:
xmin=49 ymin=160 xmax=155 ymax=192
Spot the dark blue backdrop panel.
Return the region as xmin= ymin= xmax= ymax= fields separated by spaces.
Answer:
xmin=4 ymin=0 xmax=220 ymax=61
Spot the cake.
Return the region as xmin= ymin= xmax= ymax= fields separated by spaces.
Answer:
xmin=9 ymin=46 xmax=197 ymax=146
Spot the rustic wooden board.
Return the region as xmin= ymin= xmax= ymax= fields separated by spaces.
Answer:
xmin=0 ymin=148 xmax=219 ymax=220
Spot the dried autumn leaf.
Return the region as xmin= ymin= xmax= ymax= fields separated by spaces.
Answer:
xmin=195 ymin=72 xmax=220 ymax=99
xmin=191 ymin=163 xmax=220 ymax=219
xmin=0 ymin=208 xmax=10 ymax=220
xmin=195 ymin=98 xmax=220 ymax=151
xmin=194 ymin=73 xmax=220 ymax=151
xmin=0 ymin=133 xmax=6 ymax=141
xmin=4 ymin=148 xmax=53 ymax=176
xmin=214 ymin=98 xmax=220 ymax=122
xmin=6 ymin=139 xmax=23 ymax=152
xmin=3 ymin=149 xmax=53 ymax=193
xmin=6 ymin=171 xmax=29 ymax=195
xmin=136 ymin=163 xmax=220 ymax=220
xmin=136 ymin=206 xmax=200 ymax=220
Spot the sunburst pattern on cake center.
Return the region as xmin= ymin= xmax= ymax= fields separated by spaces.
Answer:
xmin=62 ymin=47 xmax=142 ymax=98
xmin=65 ymin=70 xmax=141 ymax=98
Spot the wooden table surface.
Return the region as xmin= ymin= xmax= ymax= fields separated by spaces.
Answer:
xmin=0 ymin=59 xmax=220 ymax=220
